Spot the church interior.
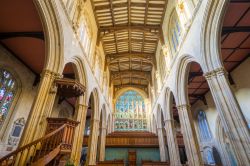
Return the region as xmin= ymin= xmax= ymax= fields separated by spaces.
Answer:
xmin=0 ymin=0 xmax=250 ymax=165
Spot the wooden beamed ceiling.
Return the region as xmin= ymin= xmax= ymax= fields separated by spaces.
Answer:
xmin=91 ymin=0 xmax=168 ymax=93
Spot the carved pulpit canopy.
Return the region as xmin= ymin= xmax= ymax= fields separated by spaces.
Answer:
xmin=54 ymin=78 xmax=86 ymax=98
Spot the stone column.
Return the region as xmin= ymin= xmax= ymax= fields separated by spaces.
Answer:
xmin=99 ymin=127 xmax=107 ymax=161
xmin=71 ymin=104 xmax=88 ymax=165
xmin=157 ymin=127 xmax=167 ymax=162
xmin=204 ymin=68 xmax=250 ymax=165
xmin=86 ymin=118 xmax=100 ymax=165
xmin=19 ymin=70 xmax=60 ymax=146
xmin=164 ymin=119 xmax=181 ymax=166
xmin=17 ymin=70 xmax=59 ymax=165
xmin=177 ymin=105 xmax=203 ymax=166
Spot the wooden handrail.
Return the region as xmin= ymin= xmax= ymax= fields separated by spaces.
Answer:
xmin=0 ymin=122 xmax=76 ymax=166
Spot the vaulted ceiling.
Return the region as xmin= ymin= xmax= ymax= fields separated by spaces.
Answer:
xmin=91 ymin=0 xmax=168 ymax=94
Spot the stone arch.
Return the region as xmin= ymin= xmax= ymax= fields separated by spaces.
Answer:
xmin=164 ymin=87 xmax=183 ymax=165
xmin=106 ymin=113 xmax=111 ymax=133
xmin=164 ymin=88 xmax=176 ymax=120
xmin=66 ymin=56 xmax=88 ymax=105
xmin=88 ymin=88 xmax=100 ymax=120
xmin=175 ymin=54 xmax=198 ymax=105
xmin=152 ymin=114 xmax=157 ymax=134
xmin=84 ymin=87 xmax=100 ymax=165
xmin=34 ymin=0 xmax=64 ymax=73
xmin=100 ymin=104 xmax=107 ymax=127
xmin=200 ymin=0 xmax=228 ymax=72
xmin=156 ymin=104 xmax=164 ymax=128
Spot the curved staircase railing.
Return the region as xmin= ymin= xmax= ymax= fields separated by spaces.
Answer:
xmin=0 ymin=118 xmax=78 ymax=166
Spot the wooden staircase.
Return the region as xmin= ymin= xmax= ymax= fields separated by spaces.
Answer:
xmin=0 ymin=118 xmax=78 ymax=166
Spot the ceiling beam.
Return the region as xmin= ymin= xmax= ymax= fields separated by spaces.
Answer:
xmin=230 ymin=0 xmax=250 ymax=3
xmin=108 ymin=61 xmax=153 ymax=66
xmin=188 ymin=71 xmax=203 ymax=81
xmin=222 ymin=26 xmax=250 ymax=35
xmin=0 ymin=31 xmax=44 ymax=40
xmin=114 ymin=83 xmax=148 ymax=89
xmin=111 ymin=70 xmax=151 ymax=75
xmin=99 ymin=25 xmax=161 ymax=31
xmin=94 ymin=2 xmax=165 ymax=11
xmin=189 ymin=94 xmax=207 ymax=105
xmin=99 ymin=25 xmax=160 ymax=38
xmin=111 ymin=75 xmax=149 ymax=81
xmin=106 ymin=52 xmax=154 ymax=58
xmin=107 ymin=55 xmax=153 ymax=65
xmin=103 ymin=38 xmax=157 ymax=44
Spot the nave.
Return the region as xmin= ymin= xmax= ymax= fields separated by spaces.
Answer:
xmin=0 ymin=0 xmax=250 ymax=166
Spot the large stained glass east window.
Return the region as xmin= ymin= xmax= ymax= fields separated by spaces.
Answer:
xmin=0 ymin=69 xmax=17 ymax=129
xmin=114 ymin=90 xmax=147 ymax=131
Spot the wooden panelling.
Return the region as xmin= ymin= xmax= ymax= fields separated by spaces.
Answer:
xmin=83 ymin=132 xmax=184 ymax=147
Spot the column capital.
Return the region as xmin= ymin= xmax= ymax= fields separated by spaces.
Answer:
xmin=91 ymin=118 xmax=100 ymax=123
xmin=203 ymin=67 xmax=227 ymax=79
xmin=164 ymin=119 xmax=174 ymax=123
xmin=41 ymin=69 xmax=61 ymax=78
xmin=176 ymin=104 xmax=191 ymax=110
xmin=77 ymin=104 xmax=89 ymax=108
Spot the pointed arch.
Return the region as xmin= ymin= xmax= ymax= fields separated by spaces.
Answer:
xmin=201 ymin=0 xmax=228 ymax=72
xmin=175 ymin=54 xmax=197 ymax=105
xmin=156 ymin=104 xmax=164 ymax=128
xmin=34 ymin=0 xmax=64 ymax=73
xmin=66 ymin=56 xmax=88 ymax=105
xmin=89 ymin=88 xmax=100 ymax=120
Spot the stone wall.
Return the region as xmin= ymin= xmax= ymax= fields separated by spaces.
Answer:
xmin=0 ymin=45 xmax=75 ymax=157
xmin=0 ymin=45 xmax=37 ymax=157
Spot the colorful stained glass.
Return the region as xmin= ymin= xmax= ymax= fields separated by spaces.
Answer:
xmin=0 ymin=69 xmax=17 ymax=129
xmin=114 ymin=90 xmax=147 ymax=131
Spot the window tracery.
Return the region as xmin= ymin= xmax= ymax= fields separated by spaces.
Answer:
xmin=159 ymin=51 xmax=167 ymax=82
xmin=0 ymin=69 xmax=17 ymax=130
xmin=78 ymin=16 xmax=92 ymax=55
xmin=198 ymin=111 xmax=212 ymax=141
xmin=169 ymin=10 xmax=182 ymax=55
xmin=114 ymin=90 xmax=147 ymax=131
xmin=204 ymin=148 xmax=215 ymax=165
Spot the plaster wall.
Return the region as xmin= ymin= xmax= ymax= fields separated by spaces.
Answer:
xmin=231 ymin=58 xmax=250 ymax=123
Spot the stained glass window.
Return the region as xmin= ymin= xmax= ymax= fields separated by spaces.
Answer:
xmin=0 ymin=69 xmax=17 ymax=130
xmin=114 ymin=90 xmax=147 ymax=131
